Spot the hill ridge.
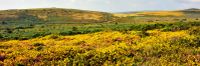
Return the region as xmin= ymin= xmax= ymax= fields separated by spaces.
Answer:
xmin=0 ymin=8 xmax=114 ymax=23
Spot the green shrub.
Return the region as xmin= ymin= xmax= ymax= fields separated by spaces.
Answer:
xmin=15 ymin=26 xmax=34 ymax=29
xmin=18 ymin=37 xmax=29 ymax=40
xmin=1 ymin=21 xmax=7 ymax=24
xmin=0 ymin=34 xmax=3 ymax=39
xmin=32 ymin=32 xmax=51 ymax=38
xmin=162 ymin=22 xmax=190 ymax=31
xmin=49 ymin=35 xmax=59 ymax=39
xmin=72 ymin=27 xmax=78 ymax=31
xmin=32 ymin=33 xmax=42 ymax=38
xmin=35 ymin=46 xmax=44 ymax=51
xmin=5 ymin=28 xmax=13 ymax=33
xmin=136 ymin=30 xmax=149 ymax=37
xmin=59 ymin=31 xmax=69 ymax=36
xmin=33 ymin=42 xmax=45 ymax=47
xmin=15 ymin=63 xmax=25 ymax=66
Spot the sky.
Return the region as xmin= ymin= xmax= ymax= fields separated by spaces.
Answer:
xmin=0 ymin=0 xmax=200 ymax=12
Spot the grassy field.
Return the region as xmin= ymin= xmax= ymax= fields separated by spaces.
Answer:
xmin=0 ymin=8 xmax=200 ymax=66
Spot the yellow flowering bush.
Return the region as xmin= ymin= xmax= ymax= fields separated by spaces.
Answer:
xmin=0 ymin=28 xmax=200 ymax=66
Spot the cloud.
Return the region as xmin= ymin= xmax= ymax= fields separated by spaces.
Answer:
xmin=175 ymin=0 xmax=200 ymax=3
xmin=190 ymin=0 xmax=200 ymax=2
xmin=0 ymin=0 xmax=200 ymax=12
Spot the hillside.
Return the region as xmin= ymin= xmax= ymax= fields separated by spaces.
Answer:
xmin=1 ymin=8 xmax=199 ymax=23
xmin=114 ymin=8 xmax=200 ymax=17
xmin=183 ymin=8 xmax=200 ymax=11
xmin=114 ymin=11 xmax=183 ymax=17
xmin=0 ymin=8 xmax=114 ymax=23
xmin=112 ymin=8 xmax=200 ymax=23
xmin=0 ymin=7 xmax=200 ymax=66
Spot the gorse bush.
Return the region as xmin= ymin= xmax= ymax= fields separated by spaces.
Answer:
xmin=188 ymin=27 xmax=200 ymax=35
xmin=1 ymin=8 xmax=200 ymax=65
xmin=170 ymin=36 xmax=200 ymax=47
xmin=1 ymin=29 xmax=200 ymax=65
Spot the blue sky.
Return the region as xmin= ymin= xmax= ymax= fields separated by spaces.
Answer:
xmin=0 ymin=0 xmax=200 ymax=12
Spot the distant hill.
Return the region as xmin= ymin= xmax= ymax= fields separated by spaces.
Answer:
xmin=0 ymin=8 xmax=114 ymax=23
xmin=1 ymin=8 xmax=200 ymax=23
xmin=180 ymin=8 xmax=200 ymax=17
xmin=114 ymin=8 xmax=200 ymax=17
xmin=114 ymin=11 xmax=185 ymax=17
xmin=183 ymin=8 xmax=200 ymax=11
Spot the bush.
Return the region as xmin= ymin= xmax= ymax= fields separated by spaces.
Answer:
xmin=35 ymin=46 xmax=44 ymax=51
xmin=59 ymin=31 xmax=69 ymax=36
xmin=1 ymin=21 xmax=7 ymax=24
xmin=59 ymin=29 xmax=103 ymax=36
xmin=15 ymin=26 xmax=33 ymax=29
xmin=130 ymin=23 xmax=165 ymax=31
xmin=162 ymin=27 xmax=173 ymax=31
xmin=137 ymin=30 xmax=149 ymax=37
xmin=18 ymin=37 xmax=29 ymax=40
xmin=162 ymin=22 xmax=190 ymax=32
xmin=33 ymin=42 xmax=45 ymax=47
xmin=59 ymin=31 xmax=77 ymax=35
xmin=0 ymin=34 xmax=3 ymax=39
xmin=72 ymin=27 xmax=78 ymax=31
xmin=171 ymin=36 xmax=200 ymax=47
xmin=188 ymin=27 xmax=200 ymax=35
xmin=49 ymin=35 xmax=59 ymax=39
xmin=32 ymin=32 xmax=51 ymax=38
xmin=16 ymin=63 xmax=25 ymax=66
xmin=5 ymin=28 xmax=13 ymax=33
xmin=190 ymin=22 xmax=200 ymax=26
xmin=32 ymin=33 xmax=41 ymax=38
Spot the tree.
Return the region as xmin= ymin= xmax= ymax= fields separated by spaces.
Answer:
xmin=72 ymin=27 xmax=78 ymax=31
xmin=1 ymin=21 xmax=7 ymax=24
xmin=0 ymin=34 xmax=3 ymax=39
xmin=5 ymin=28 xmax=13 ymax=33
